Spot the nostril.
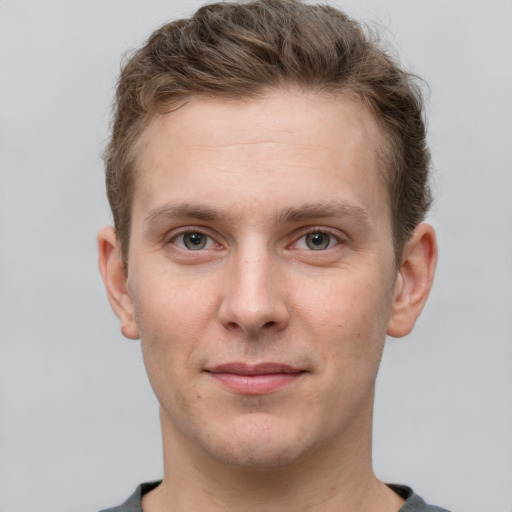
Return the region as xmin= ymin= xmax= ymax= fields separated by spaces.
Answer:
xmin=225 ymin=321 xmax=239 ymax=330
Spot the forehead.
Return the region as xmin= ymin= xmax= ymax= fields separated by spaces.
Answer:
xmin=133 ymin=89 xmax=390 ymax=227
xmin=140 ymin=89 xmax=385 ymax=154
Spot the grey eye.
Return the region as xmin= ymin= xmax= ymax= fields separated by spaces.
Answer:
xmin=305 ymin=232 xmax=331 ymax=250
xmin=183 ymin=232 xmax=208 ymax=250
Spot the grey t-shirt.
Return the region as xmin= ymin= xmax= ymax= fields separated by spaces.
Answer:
xmin=99 ymin=481 xmax=451 ymax=512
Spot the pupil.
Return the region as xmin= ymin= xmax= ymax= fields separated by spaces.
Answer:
xmin=306 ymin=232 xmax=329 ymax=250
xmin=184 ymin=233 xmax=206 ymax=249
xmin=189 ymin=234 xmax=202 ymax=245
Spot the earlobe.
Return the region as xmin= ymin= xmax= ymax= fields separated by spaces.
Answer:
xmin=387 ymin=223 xmax=437 ymax=338
xmin=97 ymin=227 xmax=140 ymax=340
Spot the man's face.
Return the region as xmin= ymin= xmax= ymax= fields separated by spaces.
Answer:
xmin=124 ymin=90 xmax=399 ymax=468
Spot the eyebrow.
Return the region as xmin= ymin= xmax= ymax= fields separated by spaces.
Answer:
xmin=144 ymin=203 xmax=237 ymax=228
xmin=144 ymin=200 xmax=371 ymax=228
xmin=277 ymin=201 xmax=371 ymax=228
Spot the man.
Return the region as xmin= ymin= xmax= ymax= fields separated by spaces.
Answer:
xmin=97 ymin=0 xmax=446 ymax=510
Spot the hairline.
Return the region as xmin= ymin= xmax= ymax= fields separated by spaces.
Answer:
xmin=119 ymin=85 xmax=405 ymax=268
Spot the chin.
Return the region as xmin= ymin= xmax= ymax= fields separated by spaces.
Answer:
xmin=206 ymin=439 xmax=303 ymax=470
xmin=195 ymin=412 xmax=315 ymax=470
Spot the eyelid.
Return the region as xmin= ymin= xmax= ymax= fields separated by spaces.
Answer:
xmin=290 ymin=227 xmax=345 ymax=250
xmin=164 ymin=226 xmax=345 ymax=251
xmin=166 ymin=227 xmax=222 ymax=250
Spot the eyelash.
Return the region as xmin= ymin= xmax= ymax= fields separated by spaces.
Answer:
xmin=167 ymin=228 xmax=342 ymax=252
xmin=168 ymin=230 xmax=219 ymax=251
xmin=292 ymin=229 xmax=341 ymax=251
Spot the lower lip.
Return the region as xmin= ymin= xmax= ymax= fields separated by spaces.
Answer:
xmin=208 ymin=372 xmax=304 ymax=395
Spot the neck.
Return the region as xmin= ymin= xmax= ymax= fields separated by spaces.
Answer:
xmin=143 ymin=400 xmax=404 ymax=512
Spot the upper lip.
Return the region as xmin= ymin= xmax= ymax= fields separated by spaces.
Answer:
xmin=206 ymin=363 xmax=304 ymax=375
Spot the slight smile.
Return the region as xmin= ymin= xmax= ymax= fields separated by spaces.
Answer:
xmin=205 ymin=363 xmax=307 ymax=395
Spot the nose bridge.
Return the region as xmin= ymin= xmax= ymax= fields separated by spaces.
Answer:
xmin=218 ymin=238 xmax=288 ymax=334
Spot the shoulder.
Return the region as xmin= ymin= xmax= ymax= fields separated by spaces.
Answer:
xmin=98 ymin=481 xmax=161 ymax=512
xmin=390 ymin=484 xmax=452 ymax=512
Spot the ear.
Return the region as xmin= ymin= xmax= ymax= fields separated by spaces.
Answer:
xmin=97 ymin=226 xmax=139 ymax=340
xmin=387 ymin=223 xmax=437 ymax=338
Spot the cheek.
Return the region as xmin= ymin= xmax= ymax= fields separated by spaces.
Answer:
xmin=131 ymin=272 xmax=218 ymax=372
xmin=295 ymin=270 xmax=394 ymax=363
xmin=133 ymin=284 xmax=211 ymax=421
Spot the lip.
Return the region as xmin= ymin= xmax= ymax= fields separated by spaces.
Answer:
xmin=205 ymin=363 xmax=306 ymax=395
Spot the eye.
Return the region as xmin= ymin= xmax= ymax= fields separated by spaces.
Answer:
xmin=173 ymin=231 xmax=216 ymax=250
xmin=295 ymin=231 xmax=339 ymax=251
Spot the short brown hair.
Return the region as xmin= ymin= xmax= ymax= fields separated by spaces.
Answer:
xmin=104 ymin=0 xmax=431 ymax=264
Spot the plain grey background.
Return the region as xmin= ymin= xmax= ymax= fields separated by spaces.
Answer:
xmin=1 ymin=1 xmax=511 ymax=511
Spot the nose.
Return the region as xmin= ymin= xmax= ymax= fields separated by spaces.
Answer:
xmin=217 ymin=246 xmax=290 ymax=337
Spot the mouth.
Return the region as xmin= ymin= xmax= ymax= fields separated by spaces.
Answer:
xmin=205 ymin=363 xmax=306 ymax=395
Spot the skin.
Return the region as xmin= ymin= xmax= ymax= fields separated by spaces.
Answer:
xmin=98 ymin=89 xmax=437 ymax=512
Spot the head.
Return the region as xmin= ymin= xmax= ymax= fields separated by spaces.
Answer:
xmin=98 ymin=0 xmax=437 ymax=476
xmin=104 ymin=0 xmax=431 ymax=267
